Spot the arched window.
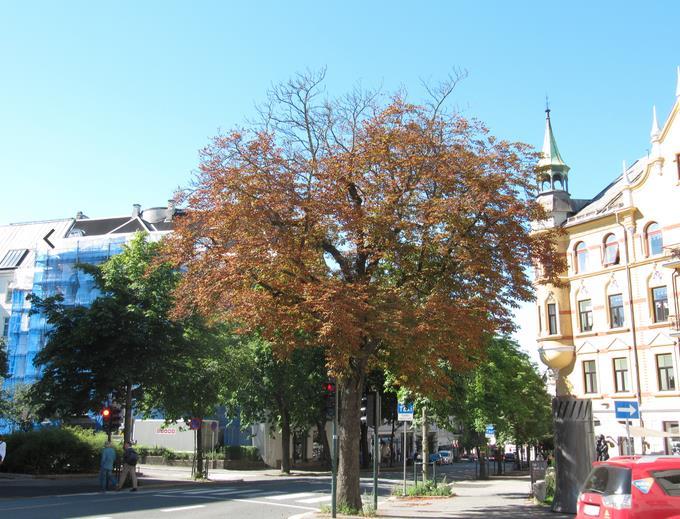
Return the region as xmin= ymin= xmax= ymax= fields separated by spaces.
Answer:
xmin=575 ymin=242 xmax=588 ymax=273
xmin=603 ymin=234 xmax=619 ymax=266
xmin=646 ymin=223 xmax=663 ymax=256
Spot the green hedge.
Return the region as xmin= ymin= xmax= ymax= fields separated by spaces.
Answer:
xmin=222 ymin=445 xmax=260 ymax=461
xmin=0 ymin=427 xmax=122 ymax=474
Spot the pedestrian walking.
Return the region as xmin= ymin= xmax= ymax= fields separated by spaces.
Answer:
xmin=116 ymin=442 xmax=139 ymax=491
xmin=0 ymin=435 xmax=6 ymax=466
xmin=99 ymin=441 xmax=116 ymax=492
xmin=596 ymin=434 xmax=609 ymax=461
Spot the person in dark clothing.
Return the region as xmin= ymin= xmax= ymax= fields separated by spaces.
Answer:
xmin=116 ymin=442 xmax=139 ymax=491
xmin=596 ymin=434 xmax=609 ymax=461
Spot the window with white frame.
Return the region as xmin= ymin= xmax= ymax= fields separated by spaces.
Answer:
xmin=652 ymin=286 xmax=669 ymax=323
xmin=579 ymin=299 xmax=593 ymax=332
xmin=657 ymin=353 xmax=676 ymax=391
xmin=583 ymin=360 xmax=598 ymax=394
xmin=575 ymin=242 xmax=588 ymax=273
xmin=613 ymin=357 xmax=629 ymax=393
xmin=646 ymin=223 xmax=663 ymax=256
xmin=608 ymin=294 xmax=624 ymax=328
xmin=547 ymin=303 xmax=558 ymax=335
xmin=603 ymin=234 xmax=619 ymax=265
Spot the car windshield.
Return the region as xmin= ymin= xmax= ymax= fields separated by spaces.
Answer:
xmin=439 ymin=451 xmax=450 ymax=456
xmin=582 ymin=466 xmax=632 ymax=496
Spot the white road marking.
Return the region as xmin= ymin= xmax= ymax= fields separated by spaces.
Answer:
xmin=266 ymin=492 xmax=315 ymax=500
xmin=297 ymin=495 xmax=332 ymax=503
xmin=160 ymin=504 xmax=206 ymax=512
xmin=288 ymin=513 xmax=316 ymax=519
xmin=233 ymin=499 xmax=317 ymax=510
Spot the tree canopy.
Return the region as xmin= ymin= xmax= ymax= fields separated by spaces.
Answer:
xmin=29 ymin=232 xmax=183 ymax=441
xmin=163 ymin=70 xmax=564 ymax=508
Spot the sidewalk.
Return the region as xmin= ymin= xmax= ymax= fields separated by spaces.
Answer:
xmin=307 ymin=475 xmax=573 ymax=519
xmin=376 ymin=475 xmax=572 ymax=519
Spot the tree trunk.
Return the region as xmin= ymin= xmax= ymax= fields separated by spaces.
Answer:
xmin=196 ymin=425 xmax=204 ymax=476
xmin=316 ymin=419 xmax=332 ymax=470
xmin=360 ymin=420 xmax=369 ymax=469
xmin=421 ymin=407 xmax=429 ymax=481
xmin=337 ymin=371 xmax=364 ymax=511
xmin=280 ymin=410 xmax=291 ymax=474
xmin=123 ymin=381 xmax=133 ymax=444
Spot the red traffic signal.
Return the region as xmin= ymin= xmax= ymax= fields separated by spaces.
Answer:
xmin=102 ymin=407 xmax=111 ymax=421
xmin=322 ymin=381 xmax=336 ymax=418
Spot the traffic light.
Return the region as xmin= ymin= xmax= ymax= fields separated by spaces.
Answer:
xmin=360 ymin=394 xmax=368 ymax=424
xmin=110 ymin=405 xmax=123 ymax=431
xmin=322 ymin=381 xmax=336 ymax=418
xmin=101 ymin=407 xmax=111 ymax=431
xmin=361 ymin=392 xmax=375 ymax=427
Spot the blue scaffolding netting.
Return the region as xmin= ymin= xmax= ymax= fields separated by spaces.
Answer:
xmin=4 ymin=239 xmax=126 ymax=393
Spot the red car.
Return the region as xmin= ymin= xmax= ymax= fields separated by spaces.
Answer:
xmin=577 ymin=456 xmax=680 ymax=518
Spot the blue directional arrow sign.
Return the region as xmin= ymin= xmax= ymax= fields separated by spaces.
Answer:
xmin=615 ymin=401 xmax=640 ymax=420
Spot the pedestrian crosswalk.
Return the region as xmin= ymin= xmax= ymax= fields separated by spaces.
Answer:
xmin=154 ymin=486 xmax=333 ymax=506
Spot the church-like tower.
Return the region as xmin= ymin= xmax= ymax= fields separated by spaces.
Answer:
xmin=536 ymin=108 xmax=573 ymax=227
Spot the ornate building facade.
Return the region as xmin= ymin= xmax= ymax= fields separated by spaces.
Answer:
xmin=534 ymin=69 xmax=680 ymax=455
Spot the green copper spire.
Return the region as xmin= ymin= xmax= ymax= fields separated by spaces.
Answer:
xmin=538 ymin=108 xmax=568 ymax=170
xmin=536 ymin=107 xmax=570 ymax=194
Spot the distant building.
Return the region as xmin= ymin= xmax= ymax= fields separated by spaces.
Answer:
xmin=534 ymin=69 xmax=680 ymax=455
xmin=1 ymin=204 xmax=178 ymax=392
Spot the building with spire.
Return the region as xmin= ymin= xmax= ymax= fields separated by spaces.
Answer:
xmin=533 ymin=68 xmax=680 ymax=455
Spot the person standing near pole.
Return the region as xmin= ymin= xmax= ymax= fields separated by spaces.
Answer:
xmin=99 ymin=441 xmax=116 ymax=492
xmin=116 ymin=442 xmax=139 ymax=491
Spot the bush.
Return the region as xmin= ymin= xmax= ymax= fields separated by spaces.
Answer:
xmin=135 ymin=446 xmax=191 ymax=461
xmin=545 ymin=467 xmax=556 ymax=501
xmin=395 ymin=479 xmax=452 ymax=497
xmin=0 ymin=426 xmax=120 ymax=474
xmin=223 ymin=445 xmax=260 ymax=461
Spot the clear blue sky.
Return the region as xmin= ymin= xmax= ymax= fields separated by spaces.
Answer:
xmin=2 ymin=2 xmax=678 ymax=359
xmin=2 ymin=2 xmax=678 ymax=225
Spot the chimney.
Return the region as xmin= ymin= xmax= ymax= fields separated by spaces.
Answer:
xmin=132 ymin=204 xmax=141 ymax=218
xmin=165 ymin=199 xmax=176 ymax=222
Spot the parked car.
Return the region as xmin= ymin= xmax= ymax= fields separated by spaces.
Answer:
xmin=577 ymin=456 xmax=680 ymax=518
xmin=503 ymin=452 xmax=516 ymax=463
xmin=438 ymin=450 xmax=453 ymax=464
xmin=429 ymin=452 xmax=444 ymax=464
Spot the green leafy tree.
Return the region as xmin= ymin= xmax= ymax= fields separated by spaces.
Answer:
xmin=223 ymin=338 xmax=328 ymax=473
xmin=139 ymin=319 xmax=236 ymax=476
xmin=426 ymin=337 xmax=552 ymax=475
xmin=29 ymin=233 xmax=183 ymax=442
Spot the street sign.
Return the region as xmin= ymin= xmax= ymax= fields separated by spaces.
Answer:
xmin=485 ymin=425 xmax=495 ymax=437
xmin=397 ymin=402 xmax=414 ymax=421
xmin=189 ymin=417 xmax=202 ymax=430
xmin=615 ymin=401 xmax=640 ymax=420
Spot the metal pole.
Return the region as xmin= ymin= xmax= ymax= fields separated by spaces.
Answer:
xmin=626 ymin=419 xmax=632 ymax=455
xmin=331 ymin=386 xmax=338 ymax=518
xmin=403 ymin=422 xmax=407 ymax=494
xmin=373 ymin=392 xmax=380 ymax=511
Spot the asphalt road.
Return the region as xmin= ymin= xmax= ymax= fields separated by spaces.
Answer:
xmin=0 ymin=476 xmax=396 ymax=519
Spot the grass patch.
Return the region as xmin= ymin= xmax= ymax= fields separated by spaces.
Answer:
xmin=318 ymin=499 xmax=377 ymax=517
xmin=393 ymin=478 xmax=452 ymax=497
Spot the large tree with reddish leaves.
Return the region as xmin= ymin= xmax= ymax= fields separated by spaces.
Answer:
xmin=164 ymin=71 xmax=563 ymax=510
